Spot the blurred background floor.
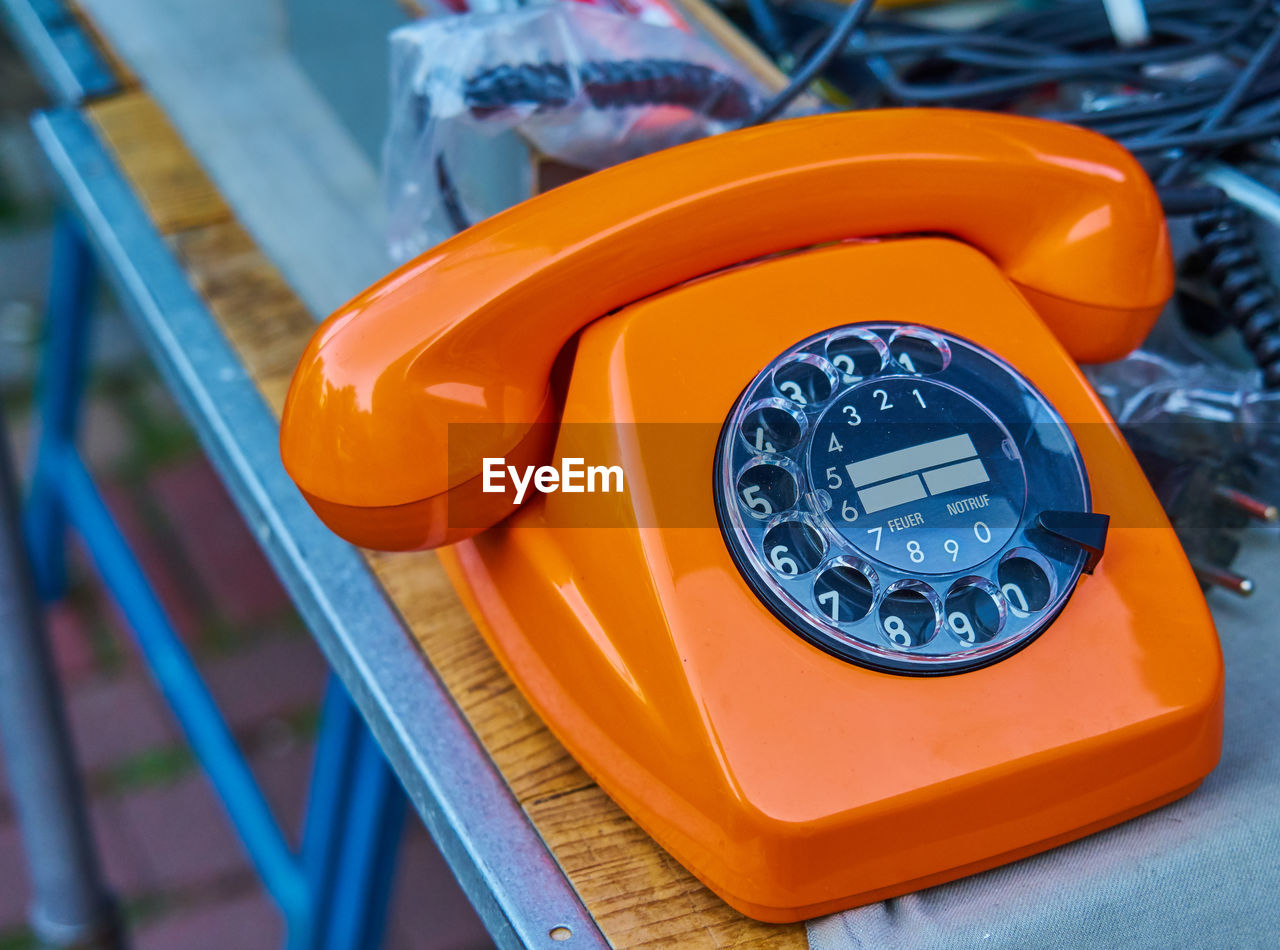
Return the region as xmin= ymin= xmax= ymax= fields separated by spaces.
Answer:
xmin=0 ymin=27 xmax=492 ymax=950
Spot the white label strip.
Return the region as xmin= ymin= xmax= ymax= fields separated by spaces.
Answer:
xmin=857 ymin=475 xmax=927 ymax=514
xmin=921 ymin=458 xmax=991 ymax=496
xmin=845 ymin=434 xmax=977 ymax=488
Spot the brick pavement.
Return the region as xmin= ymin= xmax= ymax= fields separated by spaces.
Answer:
xmin=0 ymin=384 xmax=495 ymax=950
xmin=0 ymin=32 xmax=494 ymax=945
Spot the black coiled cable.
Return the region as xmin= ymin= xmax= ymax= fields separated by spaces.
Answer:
xmin=463 ymin=59 xmax=756 ymax=122
xmin=1191 ymin=198 xmax=1280 ymax=388
xmin=418 ymin=59 xmax=756 ymax=234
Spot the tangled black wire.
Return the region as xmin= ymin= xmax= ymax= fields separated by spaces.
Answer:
xmin=738 ymin=0 xmax=1280 ymax=385
xmin=751 ymin=0 xmax=1280 ymax=160
xmin=420 ymin=0 xmax=1280 ymax=386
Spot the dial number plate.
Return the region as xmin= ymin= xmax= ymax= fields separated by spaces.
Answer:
xmin=808 ymin=377 xmax=1026 ymax=575
xmin=715 ymin=324 xmax=1091 ymax=675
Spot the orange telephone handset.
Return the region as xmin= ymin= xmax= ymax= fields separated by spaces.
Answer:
xmin=281 ymin=111 xmax=1221 ymax=921
xmin=282 ymin=110 xmax=1170 ymax=550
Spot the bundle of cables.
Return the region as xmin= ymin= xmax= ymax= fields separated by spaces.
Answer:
xmin=740 ymin=0 xmax=1280 ymax=386
xmin=421 ymin=1 xmax=1280 ymax=386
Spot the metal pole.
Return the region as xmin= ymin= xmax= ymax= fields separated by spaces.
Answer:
xmin=24 ymin=214 xmax=95 ymax=601
xmin=0 ymin=401 xmax=125 ymax=949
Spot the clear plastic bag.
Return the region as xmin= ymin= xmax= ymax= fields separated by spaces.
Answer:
xmin=1086 ymin=349 xmax=1280 ymax=500
xmin=384 ymin=3 xmax=768 ymax=261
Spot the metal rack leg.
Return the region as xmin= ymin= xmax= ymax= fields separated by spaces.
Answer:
xmin=24 ymin=212 xmax=93 ymax=600
xmin=23 ymin=208 xmax=408 ymax=950
xmin=0 ymin=397 xmax=125 ymax=948
xmin=300 ymin=680 xmax=406 ymax=950
xmin=22 ymin=212 xmax=309 ymax=938
xmin=357 ymin=742 xmax=407 ymax=950
xmin=322 ymin=728 xmax=406 ymax=950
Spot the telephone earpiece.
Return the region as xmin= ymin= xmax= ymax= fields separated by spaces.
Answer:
xmin=280 ymin=109 xmax=1171 ymax=550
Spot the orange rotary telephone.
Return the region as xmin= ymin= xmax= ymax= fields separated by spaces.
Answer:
xmin=281 ymin=111 xmax=1223 ymax=922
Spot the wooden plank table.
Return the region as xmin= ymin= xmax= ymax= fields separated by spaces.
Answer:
xmin=66 ymin=18 xmax=808 ymax=950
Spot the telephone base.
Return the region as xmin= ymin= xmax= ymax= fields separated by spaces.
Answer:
xmin=433 ymin=239 xmax=1222 ymax=922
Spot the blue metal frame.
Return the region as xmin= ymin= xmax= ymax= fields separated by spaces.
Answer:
xmin=0 ymin=0 xmax=116 ymax=103
xmin=5 ymin=4 xmax=612 ymax=948
xmin=22 ymin=212 xmax=406 ymax=949
xmin=31 ymin=106 xmax=609 ymax=950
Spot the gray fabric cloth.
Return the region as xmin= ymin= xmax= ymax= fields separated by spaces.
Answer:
xmin=809 ymin=526 xmax=1280 ymax=950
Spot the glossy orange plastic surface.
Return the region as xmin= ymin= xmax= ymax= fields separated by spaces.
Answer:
xmin=441 ymin=239 xmax=1221 ymax=921
xmin=279 ymin=110 xmax=1172 ymax=548
xmin=280 ymin=109 xmax=1221 ymax=922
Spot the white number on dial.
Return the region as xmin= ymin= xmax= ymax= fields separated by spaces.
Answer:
xmin=779 ymin=381 xmax=807 ymax=405
xmin=818 ymin=590 xmax=840 ymax=621
xmin=769 ymin=545 xmax=799 ymax=575
xmin=840 ymin=500 xmax=858 ymax=522
xmin=741 ymin=485 xmax=772 ymax=516
xmin=884 ymin=615 xmax=910 ymax=647
xmin=1003 ymin=583 xmax=1030 ymax=618
xmin=949 ymin=612 xmax=976 ymax=644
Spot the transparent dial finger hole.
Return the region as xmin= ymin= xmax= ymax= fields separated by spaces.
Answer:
xmin=878 ymin=581 xmax=942 ymax=648
xmin=945 ymin=577 xmax=1006 ymax=645
xmin=772 ymin=355 xmax=838 ymax=408
xmin=739 ymin=399 xmax=805 ymax=454
xmin=825 ymin=330 xmax=887 ymax=383
xmin=762 ymin=518 xmax=826 ymax=577
xmin=887 ymin=326 xmax=950 ymax=375
xmin=812 ymin=558 xmax=877 ymax=626
xmin=997 ymin=549 xmax=1054 ymax=618
xmin=736 ymin=461 xmax=799 ymax=520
